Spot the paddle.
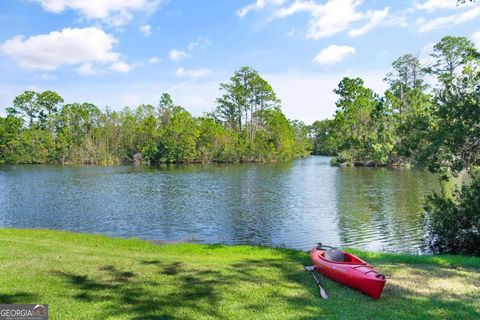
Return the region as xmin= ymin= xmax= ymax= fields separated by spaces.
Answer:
xmin=304 ymin=266 xmax=328 ymax=299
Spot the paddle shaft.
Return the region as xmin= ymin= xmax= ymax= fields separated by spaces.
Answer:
xmin=307 ymin=268 xmax=328 ymax=299
xmin=310 ymin=270 xmax=321 ymax=286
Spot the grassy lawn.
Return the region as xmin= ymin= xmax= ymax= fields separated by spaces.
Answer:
xmin=0 ymin=229 xmax=479 ymax=320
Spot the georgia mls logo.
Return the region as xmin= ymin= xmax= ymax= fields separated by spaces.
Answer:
xmin=32 ymin=305 xmax=47 ymax=316
xmin=0 ymin=304 xmax=48 ymax=320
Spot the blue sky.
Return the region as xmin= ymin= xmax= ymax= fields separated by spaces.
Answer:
xmin=1 ymin=0 xmax=479 ymax=124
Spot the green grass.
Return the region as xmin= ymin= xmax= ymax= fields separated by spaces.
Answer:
xmin=0 ymin=229 xmax=479 ymax=320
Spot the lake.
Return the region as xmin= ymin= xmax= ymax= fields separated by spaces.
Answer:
xmin=0 ymin=156 xmax=439 ymax=252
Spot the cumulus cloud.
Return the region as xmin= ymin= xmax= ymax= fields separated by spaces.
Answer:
xmin=418 ymin=7 xmax=480 ymax=33
xmin=34 ymin=0 xmax=163 ymax=26
xmin=187 ymin=37 xmax=211 ymax=51
xmin=169 ymin=37 xmax=210 ymax=61
xmin=1 ymin=27 xmax=133 ymax=74
xmin=348 ymin=7 xmax=389 ymax=37
xmin=36 ymin=73 xmax=57 ymax=81
xmin=1 ymin=27 xmax=120 ymax=70
xmin=169 ymin=49 xmax=190 ymax=61
xmin=139 ymin=24 xmax=151 ymax=36
xmin=413 ymin=0 xmax=471 ymax=12
xmin=110 ymin=61 xmax=133 ymax=73
xmin=175 ymin=67 xmax=211 ymax=79
xmin=239 ymin=0 xmax=390 ymax=39
xmin=237 ymin=0 xmax=286 ymax=18
xmin=313 ymin=45 xmax=356 ymax=65
xmin=77 ymin=62 xmax=98 ymax=75
xmin=148 ymin=56 xmax=160 ymax=64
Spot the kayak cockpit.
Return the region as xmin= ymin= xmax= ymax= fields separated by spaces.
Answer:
xmin=318 ymin=250 xmax=367 ymax=265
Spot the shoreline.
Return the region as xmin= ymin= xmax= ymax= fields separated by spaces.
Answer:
xmin=2 ymin=227 xmax=479 ymax=265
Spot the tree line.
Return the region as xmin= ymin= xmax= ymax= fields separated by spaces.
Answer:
xmin=311 ymin=35 xmax=480 ymax=171
xmin=0 ymin=67 xmax=310 ymax=165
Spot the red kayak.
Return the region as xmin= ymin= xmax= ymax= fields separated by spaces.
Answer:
xmin=310 ymin=244 xmax=386 ymax=299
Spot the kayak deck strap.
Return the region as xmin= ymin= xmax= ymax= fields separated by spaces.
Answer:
xmin=351 ymin=265 xmax=381 ymax=276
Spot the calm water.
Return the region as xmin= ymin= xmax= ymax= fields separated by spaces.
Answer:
xmin=0 ymin=156 xmax=439 ymax=252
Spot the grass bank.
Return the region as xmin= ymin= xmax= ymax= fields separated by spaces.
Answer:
xmin=0 ymin=229 xmax=479 ymax=319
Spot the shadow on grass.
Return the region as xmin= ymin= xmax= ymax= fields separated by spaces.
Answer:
xmin=0 ymin=292 xmax=38 ymax=304
xmin=48 ymin=250 xmax=480 ymax=320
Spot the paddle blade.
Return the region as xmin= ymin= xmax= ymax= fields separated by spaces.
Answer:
xmin=319 ymin=286 xmax=329 ymax=299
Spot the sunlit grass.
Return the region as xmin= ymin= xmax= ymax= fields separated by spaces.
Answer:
xmin=0 ymin=229 xmax=479 ymax=319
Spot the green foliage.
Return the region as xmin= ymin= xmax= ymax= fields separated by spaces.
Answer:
xmin=160 ymin=110 xmax=199 ymax=162
xmin=424 ymin=174 xmax=480 ymax=256
xmin=385 ymin=54 xmax=426 ymax=91
xmin=429 ymin=36 xmax=478 ymax=88
xmin=328 ymin=77 xmax=395 ymax=166
xmin=326 ymin=36 xmax=480 ymax=171
xmin=13 ymin=90 xmax=39 ymax=127
xmin=390 ymin=88 xmax=433 ymax=163
xmin=254 ymin=109 xmax=296 ymax=161
xmin=215 ymin=66 xmax=280 ymax=135
xmin=310 ymin=119 xmax=337 ymax=156
xmin=290 ymin=120 xmax=311 ymax=157
xmin=196 ymin=117 xmax=240 ymax=162
xmin=419 ymin=37 xmax=480 ymax=176
xmin=416 ymin=36 xmax=480 ymax=256
xmin=0 ymin=115 xmax=23 ymax=163
xmin=0 ymin=67 xmax=309 ymax=165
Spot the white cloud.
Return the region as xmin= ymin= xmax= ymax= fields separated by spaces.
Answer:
xmin=418 ymin=6 xmax=480 ymax=33
xmin=419 ymin=42 xmax=436 ymax=66
xmin=148 ymin=56 xmax=160 ymax=64
xmin=169 ymin=49 xmax=191 ymax=61
xmin=168 ymin=37 xmax=210 ymax=61
xmin=175 ymin=67 xmax=211 ymax=79
xmin=34 ymin=0 xmax=163 ymax=26
xmin=276 ymin=0 xmax=359 ymax=39
xmin=139 ymin=24 xmax=151 ymax=36
xmin=236 ymin=0 xmax=286 ymax=18
xmin=77 ymin=62 xmax=98 ymax=75
xmin=1 ymin=27 xmax=120 ymax=70
xmin=187 ymin=37 xmax=211 ymax=51
xmin=110 ymin=61 xmax=133 ymax=73
xmin=36 ymin=73 xmax=57 ymax=81
xmin=269 ymin=0 xmax=390 ymax=39
xmin=348 ymin=7 xmax=389 ymax=37
xmin=313 ymin=45 xmax=356 ymax=65
xmin=414 ymin=0 xmax=471 ymax=12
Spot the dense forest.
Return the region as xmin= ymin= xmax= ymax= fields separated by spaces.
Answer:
xmin=0 ymin=67 xmax=310 ymax=165
xmin=311 ymin=35 xmax=480 ymax=172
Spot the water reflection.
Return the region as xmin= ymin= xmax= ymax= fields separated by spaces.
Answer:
xmin=0 ymin=157 xmax=439 ymax=252
xmin=335 ymin=167 xmax=439 ymax=252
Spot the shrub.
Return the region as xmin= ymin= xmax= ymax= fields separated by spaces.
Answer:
xmin=423 ymin=174 xmax=480 ymax=256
